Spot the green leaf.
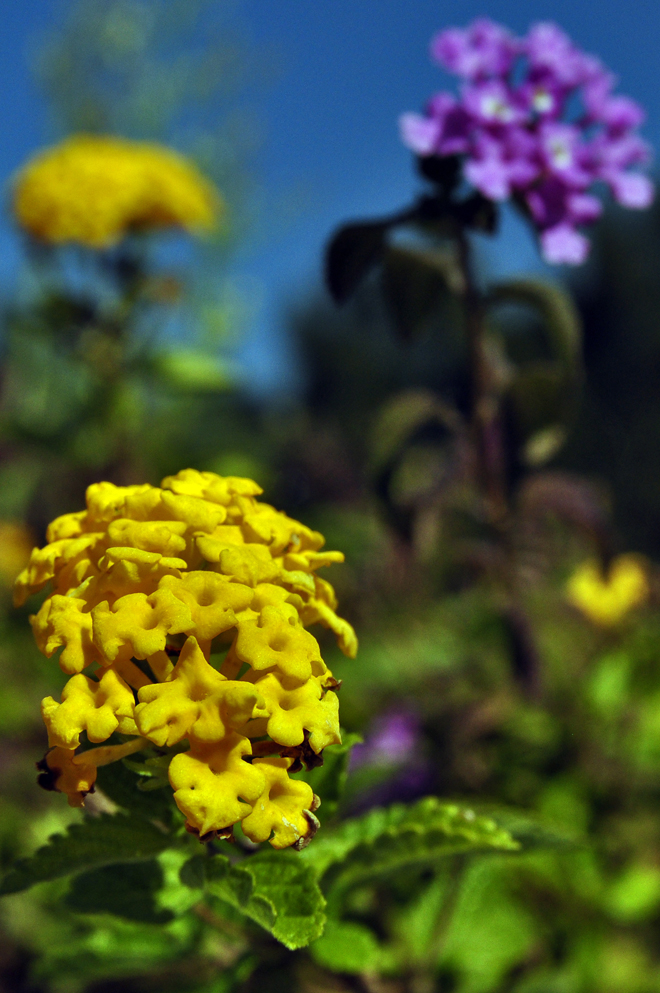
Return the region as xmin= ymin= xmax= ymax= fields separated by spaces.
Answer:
xmin=489 ymin=279 xmax=582 ymax=374
xmin=154 ymin=350 xmax=233 ymax=392
xmin=310 ymin=919 xmax=382 ymax=974
xmin=0 ymin=814 xmax=173 ymax=895
xmin=382 ymin=244 xmax=464 ymax=339
xmin=301 ymin=733 xmax=362 ymax=820
xmin=325 ymin=220 xmax=390 ymax=304
xmin=370 ymin=389 xmax=461 ymax=477
xmin=204 ymin=853 xmax=276 ymax=932
xmin=95 ymin=758 xmax=178 ymax=825
xmin=300 ymin=797 xmax=519 ymax=900
xmin=481 ymin=808 xmax=581 ymax=852
xmin=489 ymin=279 xmax=583 ymax=465
xmin=64 ymin=859 xmax=174 ymax=924
xmin=189 ymin=851 xmax=326 ymax=950
xmin=246 ymin=852 xmax=327 ymax=949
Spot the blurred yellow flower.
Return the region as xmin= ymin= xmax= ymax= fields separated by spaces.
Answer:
xmin=18 ymin=469 xmax=357 ymax=850
xmin=0 ymin=520 xmax=34 ymax=587
xmin=566 ymin=554 xmax=649 ymax=627
xmin=13 ymin=135 xmax=220 ymax=248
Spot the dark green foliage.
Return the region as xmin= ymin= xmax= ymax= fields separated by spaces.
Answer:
xmin=64 ymin=860 xmax=174 ymax=923
xmin=0 ymin=814 xmax=173 ymax=895
xmin=96 ymin=757 xmax=180 ymax=826
xmin=381 ymin=245 xmax=461 ymax=340
xmin=300 ymin=732 xmax=362 ymax=820
xmin=325 ymin=220 xmax=391 ymax=304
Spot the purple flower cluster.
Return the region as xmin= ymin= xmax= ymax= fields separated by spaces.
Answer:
xmin=400 ymin=20 xmax=653 ymax=264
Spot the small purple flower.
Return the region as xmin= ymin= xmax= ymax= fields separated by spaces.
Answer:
xmin=462 ymin=80 xmax=525 ymax=126
xmin=350 ymin=711 xmax=419 ymax=770
xmin=538 ymin=123 xmax=592 ymax=188
xmin=541 ymin=224 xmax=590 ymax=265
xmin=400 ymin=18 xmax=654 ymax=265
xmin=465 ymin=129 xmax=539 ymax=201
xmin=431 ymin=18 xmax=517 ymax=80
xmin=524 ymin=22 xmax=602 ymax=89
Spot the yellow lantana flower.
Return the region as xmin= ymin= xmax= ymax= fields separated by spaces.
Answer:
xmin=14 ymin=135 xmax=220 ymax=249
xmin=566 ymin=554 xmax=649 ymax=627
xmin=18 ymin=470 xmax=357 ymax=851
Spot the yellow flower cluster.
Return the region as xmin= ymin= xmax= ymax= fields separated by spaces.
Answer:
xmin=17 ymin=470 xmax=357 ymax=850
xmin=13 ymin=135 xmax=220 ymax=249
xmin=566 ymin=554 xmax=649 ymax=627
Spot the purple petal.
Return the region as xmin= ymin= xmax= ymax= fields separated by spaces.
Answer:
xmin=608 ymin=171 xmax=655 ymax=208
xmin=541 ymin=224 xmax=591 ymax=265
xmin=464 ymin=155 xmax=511 ymax=200
xmin=431 ymin=18 xmax=516 ymax=79
xmin=399 ymin=113 xmax=441 ymax=155
xmin=567 ymin=193 xmax=603 ymax=224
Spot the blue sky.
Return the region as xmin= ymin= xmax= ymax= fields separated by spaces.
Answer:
xmin=1 ymin=1 xmax=659 ymax=389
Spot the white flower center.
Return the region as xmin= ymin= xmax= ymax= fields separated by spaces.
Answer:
xmin=549 ymin=140 xmax=572 ymax=169
xmin=533 ymin=89 xmax=553 ymax=113
xmin=482 ymin=95 xmax=514 ymax=122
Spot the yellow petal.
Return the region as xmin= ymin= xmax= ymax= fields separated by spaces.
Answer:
xmin=159 ymin=571 xmax=254 ymax=641
xmin=566 ymin=555 xmax=649 ymax=627
xmin=249 ymin=671 xmax=340 ymax=752
xmin=235 ymin=604 xmax=323 ymax=681
xmin=241 ymin=756 xmax=315 ymax=849
xmin=91 ymin=588 xmax=193 ymax=663
xmin=31 ymin=594 xmax=97 ymax=674
xmin=136 ymin=635 xmax=265 ymax=746
xmin=169 ymin=732 xmax=266 ymax=836
xmin=41 ymin=667 xmax=136 ymax=749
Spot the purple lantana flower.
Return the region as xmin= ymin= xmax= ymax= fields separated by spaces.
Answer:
xmin=400 ymin=19 xmax=653 ymax=264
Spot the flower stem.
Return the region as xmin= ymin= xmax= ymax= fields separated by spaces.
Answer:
xmin=457 ymin=230 xmax=508 ymax=524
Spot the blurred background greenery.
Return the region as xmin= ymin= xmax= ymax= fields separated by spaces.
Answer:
xmin=4 ymin=2 xmax=660 ymax=992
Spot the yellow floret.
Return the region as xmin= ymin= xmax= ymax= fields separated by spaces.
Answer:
xmin=31 ymin=594 xmax=98 ymax=674
xmin=234 ymin=603 xmax=324 ymax=681
xmin=41 ymin=667 xmax=137 ymax=749
xmin=241 ymin=757 xmax=316 ymax=849
xmin=566 ymin=554 xmax=649 ymax=627
xmin=14 ymin=135 xmax=220 ymax=248
xmin=91 ymin=588 xmax=194 ymax=663
xmin=19 ymin=469 xmax=357 ymax=849
xmin=247 ymin=671 xmax=341 ymax=753
xmin=135 ymin=635 xmax=267 ymax=746
xmin=158 ymin=572 xmax=254 ymax=643
xmin=40 ymin=738 xmax=148 ymax=807
xmin=169 ymin=733 xmax=266 ymax=837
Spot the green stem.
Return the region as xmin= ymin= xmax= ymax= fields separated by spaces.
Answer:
xmin=457 ymin=230 xmax=508 ymax=524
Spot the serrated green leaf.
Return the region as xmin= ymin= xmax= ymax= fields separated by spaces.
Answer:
xmin=480 ymin=808 xmax=582 ymax=852
xmin=204 ymin=853 xmax=276 ymax=932
xmin=300 ymin=797 xmax=519 ymax=901
xmin=64 ymin=859 xmax=174 ymax=923
xmin=0 ymin=814 xmax=173 ymax=895
xmin=246 ymin=852 xmax=326 ymax=949
xmin=197 ymin=851 xmax=326 ymax=950
xmin=301 ymin=733 xmax=362 ymax=820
